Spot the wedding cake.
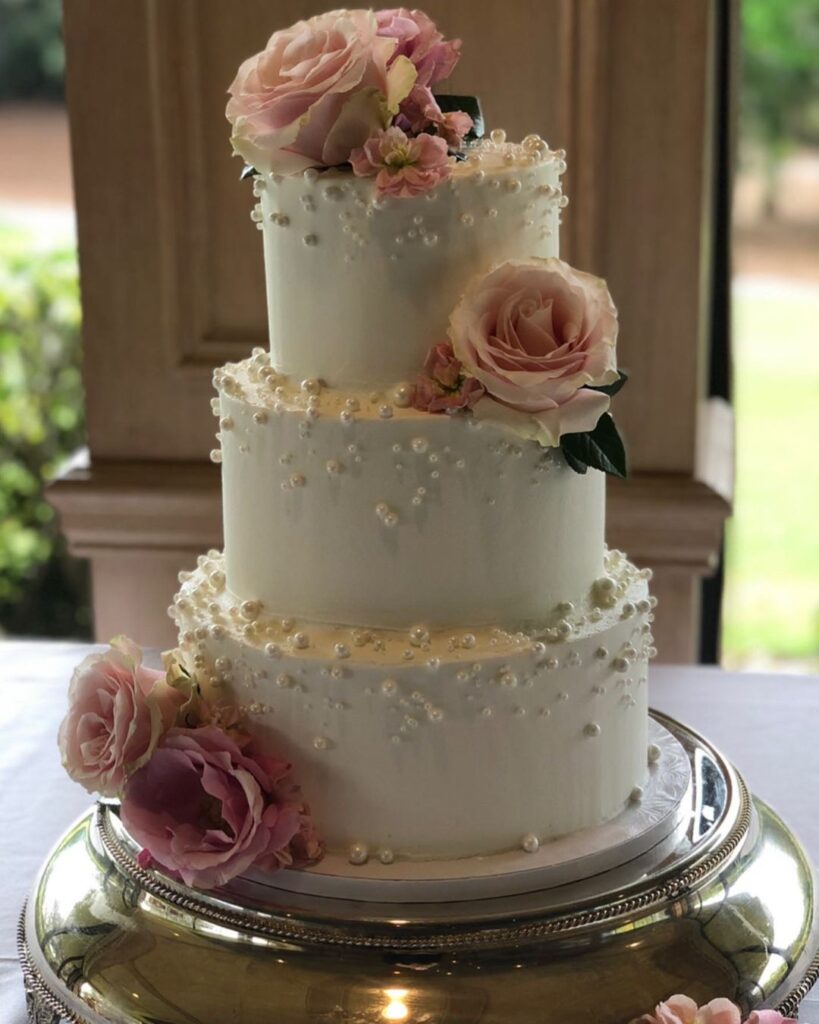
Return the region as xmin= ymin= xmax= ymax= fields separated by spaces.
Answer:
xmin=59 ymin=7 xmax=656 ymax=886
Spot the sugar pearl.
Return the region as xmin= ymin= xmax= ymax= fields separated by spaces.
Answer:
xmin=392 ymin=383 xmax=413 ymax=407
xmin=648 ymin=742 xmax=662 ymax=764
xmin=521 ymin=833 xmax=539 ymax=853
xmin=348 ymin=842 xmax=369 ymax=865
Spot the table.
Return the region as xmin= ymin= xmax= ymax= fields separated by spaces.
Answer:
xmin=2 ymin=641 xmax=817 ymax=1022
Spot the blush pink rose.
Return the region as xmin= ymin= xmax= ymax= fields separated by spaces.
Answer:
xmin=226 ymin=10 xmax=416 ymax=174
xmin=695 ymin=1000 xmax=742 ymax=1024
xmin=413 ymin=341 xmax=485 ymax=412
xmin=58 ymin=637 xmax=183 ymax=798
xmin=449 ymin=258 xmax=619 ymax=446
xmin=376 ymin=8 xmax=461 ymax=87
xmin=350 ymin=125 xmax=451 ymax=197
xmin=121 ymin=726 xmax=321 ymax=889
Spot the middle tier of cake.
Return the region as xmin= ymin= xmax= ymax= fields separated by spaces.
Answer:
xmin=213 ymin=353 xmax=606 ymax=630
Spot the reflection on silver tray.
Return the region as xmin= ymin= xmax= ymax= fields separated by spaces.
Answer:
xmin=17 ymin=712 xmax=819 ymax=1024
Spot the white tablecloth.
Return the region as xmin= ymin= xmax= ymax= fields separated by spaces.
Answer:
xmin=1 ymin=641 xmax=817 ymax=1021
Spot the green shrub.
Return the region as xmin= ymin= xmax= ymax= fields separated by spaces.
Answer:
xmin=0 ymin=0 xmax=64 ymax=100
xmin=0 ymin=232 xmax=91 ymax=637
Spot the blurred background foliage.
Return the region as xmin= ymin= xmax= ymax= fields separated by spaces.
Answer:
xmin=0 ymin=229 xmax=90 ymax=637
xmin=0 ymin=0 xmax=64 ymax=100
xmin=741 ymin=0 xmax=819 ymax=216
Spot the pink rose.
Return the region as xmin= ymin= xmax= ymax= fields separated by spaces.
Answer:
xmin=376 ymin=8 xmax=461 ymax=86
xmin=398 ymin=84 xmax=473 ymax=147
xmin=226 ymin=10 xmax=416 ymax=174
xmin=695 ymin=1000 xmax=742 ymax=1024
xmin=413 ymin=341 xmax=485 ymax=412
xmin=58 ymin=637 xmax=182 ymax=798
xmin=350 ymin=125 xmax=451 ymax=197
xmin=121 ymin=726 xmax=321 ymax=889
xmin=449 ymin=258 xmax=619 ymax=446
xmin=745 ymin=1013 xmax=798 ymax=1024
xmin=629 ymin=994 xmax=700 ymax=1024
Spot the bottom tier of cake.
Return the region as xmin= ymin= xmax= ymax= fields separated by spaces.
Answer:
xmin=172 ymin=550 xmax=655 ymax=863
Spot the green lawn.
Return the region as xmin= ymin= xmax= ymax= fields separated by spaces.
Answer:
xmin=722 ymin=281 xmax=819 ymax=667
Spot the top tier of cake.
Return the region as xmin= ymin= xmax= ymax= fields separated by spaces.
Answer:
xmin=255 ymin=135 xmax=564 ymax=388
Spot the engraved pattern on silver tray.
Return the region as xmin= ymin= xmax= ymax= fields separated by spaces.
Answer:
xmin=95 ymin=778 xmax=754 ymax=952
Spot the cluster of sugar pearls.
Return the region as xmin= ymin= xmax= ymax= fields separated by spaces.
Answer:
xmin=246 ymin=131 xmax=566 ymax=261
xmin=171 ymin=550 xmax=657 ymax=682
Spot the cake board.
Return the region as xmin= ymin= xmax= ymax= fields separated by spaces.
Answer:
xmin=18 ymin=712 xmax=819 ymax=1024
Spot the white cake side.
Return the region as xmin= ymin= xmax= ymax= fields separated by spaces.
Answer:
xmin=214 ymin=354 xmax=605 ymax=629
xmin=255 ymin=137 xmax=564 ymax=387
xmin=173 ymin=551 xmax=653 ymax=861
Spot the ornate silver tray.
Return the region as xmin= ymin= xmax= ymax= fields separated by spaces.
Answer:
xmin=18 ymin=712 xmax=819 ymax=1023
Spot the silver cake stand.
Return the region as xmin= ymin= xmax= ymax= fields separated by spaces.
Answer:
xmin=18 ymin=712 xmax=819 ymax=1024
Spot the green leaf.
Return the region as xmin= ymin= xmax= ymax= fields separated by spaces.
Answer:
xmin=240 ymin=164 xmax=258 ymax=181
xmin=587 ymin=369 xmax=629 ymax=397
xmin=560 ymin=413 xmax=628 ymax=479
xmin=560 ymin=446 xmax=588 ymax=474
xmin=433 ymin=94 xmax=485 ymax=141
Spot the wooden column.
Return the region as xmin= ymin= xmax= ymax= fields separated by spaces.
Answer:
xmin=55 ymin=0 xmax=731 ymax=660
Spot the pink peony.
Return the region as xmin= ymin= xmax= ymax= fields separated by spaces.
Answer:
xmin=350 ymin=125 xmax=451 ymax=197
xmin=413 ymin=341 xmax=485 ymax=412
xmin=121 ymin=726 xmax=321 ymax=889
xmin=226 ymin=10 xmax=416 ymax=174
xmin=376 ymin=8 xmax=461 ymax=87
xmin=58 ymin=637 xmax=182 ymax=798
xmin=449 ymin=258 xmax=619 ymax=446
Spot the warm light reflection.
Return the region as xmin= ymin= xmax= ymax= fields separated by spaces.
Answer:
xmin=382 ymin=987 xmax=409 ymax=1021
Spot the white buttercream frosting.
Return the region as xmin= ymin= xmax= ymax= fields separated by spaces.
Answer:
xmin=172 ymin=552 xmax=653 ymax=859
xmin=213 ymin=354 xmax=606 ymax=629
xmin=255 ymin=137 xmax=564 ymax=387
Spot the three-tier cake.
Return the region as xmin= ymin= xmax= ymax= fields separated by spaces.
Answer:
xmin=59 ymin=6 xmax=658 ymax=883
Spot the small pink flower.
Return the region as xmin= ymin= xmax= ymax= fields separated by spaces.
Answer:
xmin=350 ymin=125 xmax=451 ymax=197
xmin=121 ymin=726 xmax=321 ymax=889
xmin=450 ymin=258 xmax=619 ymax=445
xmin=226 ymin=10 xmax=416 ymax=174
xmin=376 ymin=8 xmax=461 ymax=87
xmin=58 ymin=637 xmax=183 ymax=798
xmin=412 ymin=341 xmax=485 ymax=413
xmin=398 ymin=84 xmax=473 ymax=147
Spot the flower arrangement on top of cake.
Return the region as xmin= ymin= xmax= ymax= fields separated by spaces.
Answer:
xmin=226 ymin=7 xmax=476 ymax=197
